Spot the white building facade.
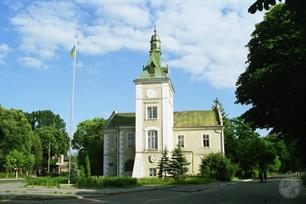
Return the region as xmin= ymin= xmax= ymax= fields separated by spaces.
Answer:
xmin=103 ymin=30 xmax=224 ymax=178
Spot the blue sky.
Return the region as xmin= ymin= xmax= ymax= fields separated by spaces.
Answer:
xmin=0 ymin=0 xmax=266 ymax=134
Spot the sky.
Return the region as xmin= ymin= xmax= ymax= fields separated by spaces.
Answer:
xmin=0 ymin=0 xmax=266 ymax=135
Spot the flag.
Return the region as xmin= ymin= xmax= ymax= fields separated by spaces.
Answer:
xmin=70 ymin=45 xmax=76 ymax=57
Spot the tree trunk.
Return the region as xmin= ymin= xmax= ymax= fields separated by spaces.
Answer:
xmin=15 ymin=168 xmax=18 ymax=179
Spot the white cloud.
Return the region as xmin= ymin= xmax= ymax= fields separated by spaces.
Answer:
xmin=0 ymin=44 xmax=10 ymax=65
xmin=94 ymin=2 xmax=151 ymax=28
xmin=10 ymin=0 xmax=264 ymax=88
xmin=18 ymin=57 xmax=48 ymax=70
xmin=11 ymin=1 xmax=80 ymax=59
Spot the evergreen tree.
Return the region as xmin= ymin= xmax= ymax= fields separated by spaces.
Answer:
xmin=169 ymin=146 xmax=190 ymax=180
xmin=157 ymin=147 xmax=170 ymax=179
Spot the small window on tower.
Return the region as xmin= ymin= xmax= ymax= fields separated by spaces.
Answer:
xmin=148 ymin=130 xmax=158 ymax=149
xmin=147 ymin=106 xmax=157 ymax=119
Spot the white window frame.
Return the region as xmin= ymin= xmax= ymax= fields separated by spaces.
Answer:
xmin=202 ymin=134 xmax=210 ymax=147
xmin=177 ymin=135 xmax=185 ymax=148
xmin=127 ymin=133 xmax=135 ymax=147
xmin=146 ymin=105 xmax=158 ymax=119
xmin=147 ymin=130 xmax=158 ymax=150
xmin=149 ymin=168 xmax=157 ymax=177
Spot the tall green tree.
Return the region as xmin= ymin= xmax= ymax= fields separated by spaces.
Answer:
xmin=248 ymin=0 xmax=306 ymax=14
xmin=25 ymin=110 xmax=66 ymax=133
xmin=236 ymin=4 xmax=306 ymax=168
xmin=157 ymin=147 xmax=170 ymax=179
xmin=34 ymin=127 xmax=68 ymax=173
xmin=30 ymin=133 xmax=43 ymax=171
xmin=169 ymin=146 xmax=190 ymax=180
xmin=211 ymin=99 xmax=238 ymax=162
xmin=0 ymin=106 xmax=33 ymax=171
xmin=72 ymin=117 xmax=106 ymax=175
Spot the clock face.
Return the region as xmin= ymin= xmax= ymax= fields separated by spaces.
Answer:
xmin=146 ymin=89 xmax=156 ymax=98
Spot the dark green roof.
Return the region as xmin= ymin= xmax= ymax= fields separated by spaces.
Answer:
xmin=174 ymin=110 xmax=220 ymax=128
xmin=105 ymin=110 xmax=220 ymax=129
xmin=106 ymin=112 xmax=135 ymax=128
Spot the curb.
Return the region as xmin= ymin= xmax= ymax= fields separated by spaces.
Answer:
xmin=0 ymin=194 xmax=77 ymax=201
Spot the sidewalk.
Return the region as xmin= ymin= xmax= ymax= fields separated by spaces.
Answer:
xmin=0 ymin=180 xmax=238 ymax=200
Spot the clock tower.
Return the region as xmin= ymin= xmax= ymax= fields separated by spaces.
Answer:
xmin=132 ymin=29 xmax=174 ymax=178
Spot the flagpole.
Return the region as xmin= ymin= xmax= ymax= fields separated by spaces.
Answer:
xmin=68 ymin=40 xmax=77 ymax=184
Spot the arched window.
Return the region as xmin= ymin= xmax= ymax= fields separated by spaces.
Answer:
xmin=124 ymin=159 xmax=134 ymax=171
xmin=148 ymin=130 xmax=158 ymax=149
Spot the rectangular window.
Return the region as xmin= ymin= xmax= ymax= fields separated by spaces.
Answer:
xmin=203 ymin=134 xmax=210 ymax=147
xmin=148 ymin=130 xmax=158 ymax=149
xmin=177 ymin=135 xmax=184 ymax=148
xmin=127 ymin=134 xmax=135 ymax=147
xmin=149 ymin=168 xmax=157 ymax=177
xmin=147 ymin=106 xmax=157 ymax=119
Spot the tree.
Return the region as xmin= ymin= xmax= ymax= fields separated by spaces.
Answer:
xmin=211 ymin=99 xmax=239 ymax=162
xmin=236 ymin=4 xmax=306 ymax=168
xmin=0 ymin=106 xmax=33 ymax=171
xmin=85 ymin=154 xmax=91 ymax=178
xmin=25 ymin=110 xmax=66 ymax=133
xmin=30 ymin=133 xmax=43 ymax=172
xmin=248 ymin=0 xmax=306 ymax=14
xmin=23 ymin=154 xmax=35 ymax=176
xmin=34 ymin=127 xmax=68 ymax=174
xmin=200 ymin=153 xmax=237 ymax=181
xmin=157 ymin=147 xmax=170 ymax=179
xmin=168 ymin=146 xmax=190 ymax=180
xmin=4 ymin=149 xmax=31 ymax=179
xmin=72 ymin=118 xmax=106 ymax=175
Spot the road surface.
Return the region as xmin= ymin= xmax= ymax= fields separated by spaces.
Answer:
xmin=2 ymin=179 xmax=305 ymax=204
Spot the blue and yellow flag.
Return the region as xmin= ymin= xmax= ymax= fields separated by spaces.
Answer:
xmin=70 ymin=46 xmax=76 ymax=57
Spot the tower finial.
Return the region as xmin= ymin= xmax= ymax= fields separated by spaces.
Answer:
xmin=154 ymin=25 xmax=156 ymax=34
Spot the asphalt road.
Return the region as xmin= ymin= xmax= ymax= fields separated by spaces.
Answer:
xmin=2 ymin=179 xmax=305 ymax=204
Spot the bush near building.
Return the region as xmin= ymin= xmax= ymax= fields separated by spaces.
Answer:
xmin=200 ymin=153 xmax=237 ymax=181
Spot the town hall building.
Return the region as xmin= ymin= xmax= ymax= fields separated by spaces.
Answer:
xmin=103 ymin=30 xmax=224 ymax=178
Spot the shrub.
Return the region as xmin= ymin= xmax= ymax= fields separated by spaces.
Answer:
xmin=200 ymin=153 xmax=237 ymax=181
xmin=76 ymin=176 xmax=137 ymax=188
xmin=103 ymin=176 xmax=137 ymax=187
xmin=26 ymin=177 xmax=68 ymax=187
xmin=138 ymin=177 xmax=216 ymax=185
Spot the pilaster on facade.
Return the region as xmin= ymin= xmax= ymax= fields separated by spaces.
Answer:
xmin=103 ymin=134 xmax=109 ymax=176
xmin=119 ymin=130 xmax=124 ymax=176
xmin=132 ymin=153 xmax=143 ymax=178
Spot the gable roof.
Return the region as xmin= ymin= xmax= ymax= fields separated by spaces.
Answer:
xmin=105 ymin=110 xmax=220 ymax=129
xmin=105 ymin=112 xmax=135 ymax=128
xmin=174 ymin=110 xmax=220 ymax=128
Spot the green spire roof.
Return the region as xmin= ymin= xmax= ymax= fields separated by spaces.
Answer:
xmin=139 ymin=29 xmax=168 ymax=79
